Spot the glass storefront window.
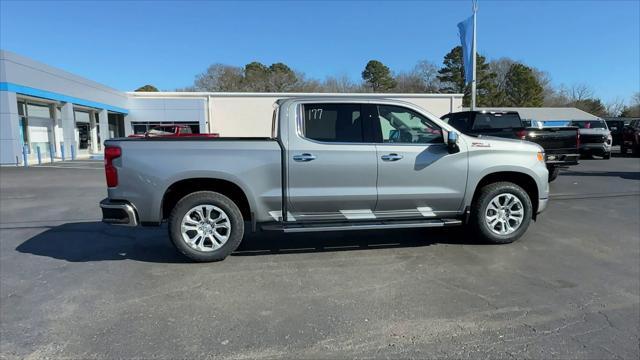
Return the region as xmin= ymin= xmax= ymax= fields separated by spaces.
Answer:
xmin=74 ymin=111 xmax=90 ymax=122
xmin=19 ymin=117 xmax=28 ymax=144
xmin=18 ymin=99 xmax=55 ymax=159
xmin=26 ymin=103 xmax=51 ymax=118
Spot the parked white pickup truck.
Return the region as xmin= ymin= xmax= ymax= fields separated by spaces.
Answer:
xmin=101 ymin=97 xmax=549 ymax=262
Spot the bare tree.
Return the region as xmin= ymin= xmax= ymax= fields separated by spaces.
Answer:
xmin=568 ymin=84 xmax=595 ymax=102
xmin=488 ymin=57 xmax=516 ymax=91
xmin=413 ymin=60 xmax=441 ymax=92
xmin=393 ymin=71 xmax=425 ymax=93
xmin=621 ymin=92 xmax=640 ymax=117
xmin=193 ymin=64 xmax=244 ymax=91
xmin=292 ymin=72 xmax=324 ymax=92
xmin=322 ymin=74 xmax=362 ymax=93
xmin=606 ymin=97 xmax=626 ymax=117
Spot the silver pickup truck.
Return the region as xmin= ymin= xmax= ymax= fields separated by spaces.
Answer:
xmin=101 ymin=97 xmax=549 ymax=262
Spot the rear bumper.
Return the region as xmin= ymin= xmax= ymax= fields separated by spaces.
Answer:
xmin=100 ymin=198 xmax=138 ymax=226
xmin=537 ymin=198 xmax=549 ymax=214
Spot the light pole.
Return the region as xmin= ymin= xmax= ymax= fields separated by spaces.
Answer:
xmin=471 ymin=0 xmax=478 ymax=110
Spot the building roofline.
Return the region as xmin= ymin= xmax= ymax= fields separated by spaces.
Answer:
xmin=1 ymin=49 xmax=127 ymax=99
xmin=127 ymin=91 xmax=464 ymax=98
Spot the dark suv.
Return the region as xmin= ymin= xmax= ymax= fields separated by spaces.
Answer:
xmin=622 ymin=119 xmax=640 ymax=156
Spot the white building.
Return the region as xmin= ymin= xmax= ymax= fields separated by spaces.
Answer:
xmin=0 ymin=49 xmax=464 ymax=165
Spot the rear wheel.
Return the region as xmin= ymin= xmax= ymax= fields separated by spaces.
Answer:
xmin=168 ymin=191 xmax=244 ymax=262
xmin=603 ymin=152 xmax=611 ymax=159
xmin=469 ymin=182 xmax=533 ymax=244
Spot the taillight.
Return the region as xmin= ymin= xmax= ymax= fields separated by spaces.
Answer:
xmin=516 ymin=129 xmax=527 ymax=140
xmin=104 ymin=146 xmax=121 ymax=187
xmin=576 ymin=132 xmax=580 ymax=149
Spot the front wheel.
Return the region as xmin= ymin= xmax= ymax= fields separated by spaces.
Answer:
xmin=469 ymin=182 xmax=533 ymax=244
xmin=603 ymin=152 xmax=611 ymax=160
xmin=168 ymin=191 xmax=244 ymax=262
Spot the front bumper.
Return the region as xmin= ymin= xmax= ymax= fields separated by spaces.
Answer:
xmin=537 ymin=198 xmax=549 ymax=214
xmin=545 ymin=153 xmax=579 ymax=166
xmin=100 ymin=198 xmax=138 ymax=226
xmin=579 ymin=143 xmax=611 ymax=155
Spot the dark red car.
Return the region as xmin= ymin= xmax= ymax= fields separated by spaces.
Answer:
xmin=128 ymin=125 xmax=219 ymax=138
xmin=621 ymin=119 xmax=640 ymax=156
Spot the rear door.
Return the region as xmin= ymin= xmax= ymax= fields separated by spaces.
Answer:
xmin=373 ymin=104 xmax=468 ymax=218
xmin=286 ymin=102 xmax=378 ymax=222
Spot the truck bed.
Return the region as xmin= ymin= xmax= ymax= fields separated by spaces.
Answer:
xmin=104 ymin=137 xmax=282 ymax=224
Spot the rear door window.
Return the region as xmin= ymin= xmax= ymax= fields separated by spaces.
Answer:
xmin=301 ymin=104 xmax=363 ymax=143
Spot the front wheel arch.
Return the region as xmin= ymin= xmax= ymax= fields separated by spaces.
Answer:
xmin=471 ymin=171 xmax=540 ymax=217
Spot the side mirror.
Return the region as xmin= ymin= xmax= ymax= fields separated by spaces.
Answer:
xmin=447 ymin=131 xmax=459 ymax=153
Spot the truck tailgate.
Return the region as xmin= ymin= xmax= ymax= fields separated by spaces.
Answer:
xmin=525 ymin=127 xmax=578 ymax=153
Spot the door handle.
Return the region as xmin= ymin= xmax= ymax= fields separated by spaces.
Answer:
xmin=381 ymin=153 xmax=403 ymax=161
xmin=293 ymin=153 xmax=317 ymax=162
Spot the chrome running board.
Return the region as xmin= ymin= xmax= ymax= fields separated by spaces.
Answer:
xmin=261 ymin=218 xmax=462 ymax=233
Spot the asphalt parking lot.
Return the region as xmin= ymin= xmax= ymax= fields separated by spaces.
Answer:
xmin=1 ymin=155 xmax=639 ymax=359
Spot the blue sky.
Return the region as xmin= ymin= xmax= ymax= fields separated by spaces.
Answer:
xmin=1 ymin=0 xmax=638 ymax=103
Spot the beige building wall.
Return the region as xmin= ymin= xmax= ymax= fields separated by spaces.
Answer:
xmin=209 ymin=96 xmax=279 ymax=137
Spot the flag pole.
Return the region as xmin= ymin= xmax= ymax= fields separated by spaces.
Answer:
xmin=471 ymin=0 xmax=477 ymax=110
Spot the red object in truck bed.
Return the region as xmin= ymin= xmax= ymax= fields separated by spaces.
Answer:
xmin=128 ymin=125 xmax=219 ymax=138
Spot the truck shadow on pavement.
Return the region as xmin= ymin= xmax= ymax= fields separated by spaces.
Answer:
xmin=15 ymin=222 xmax=478 ymax=263
xmin=235 ymin=227 xmax=474 ymax=256
xmin=15 ymin=222 xmax=188 ymax=263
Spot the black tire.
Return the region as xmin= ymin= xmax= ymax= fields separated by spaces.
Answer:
xmin=469 ymin=182 xmax=533 ymax=244
xmin=548 ymin=167 xmax=560 ymax=182
xmin=603 ymin=152 xmax=611 ymax=160
xmin=168 ymin=191 xmax=244 ymax=262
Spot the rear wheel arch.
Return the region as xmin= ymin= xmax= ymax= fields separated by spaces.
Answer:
xmin=472 ymin=171 xmax=540 ymax=216
xmin=161 ymin=178 xmax=252 ymax=222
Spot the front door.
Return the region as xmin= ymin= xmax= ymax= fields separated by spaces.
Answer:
xmin=286 ymin=102 xmax=378 ymax=222
xmin=372 ymin=104 xmax=468 ymax=218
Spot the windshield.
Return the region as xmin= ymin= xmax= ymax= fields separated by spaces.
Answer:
xmin=570 ymin=120 xmax=607 ymax=129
